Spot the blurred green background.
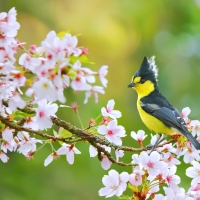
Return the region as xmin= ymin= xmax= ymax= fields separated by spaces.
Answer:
xmin=1 ymin=0 xmax=200 ymax=199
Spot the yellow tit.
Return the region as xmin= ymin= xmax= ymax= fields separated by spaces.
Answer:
xmin=128 ymin=56 xmax=200 ymax=150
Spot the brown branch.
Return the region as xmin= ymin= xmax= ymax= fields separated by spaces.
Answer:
xmin=0 ymin=114 xmax=177 ymax=167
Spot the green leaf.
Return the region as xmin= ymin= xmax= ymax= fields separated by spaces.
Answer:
xmin=59 ymin=128 xmax=72 ymax=138
xmin=53 ymin=129 xmax=58 ymax=137
xmin=70 ymin=55 xmax=95 ymax=65
xmin=57 ymin=31 xmax=71 ymax=39
xmin=14 ymin=110 xmax=35 ymax=119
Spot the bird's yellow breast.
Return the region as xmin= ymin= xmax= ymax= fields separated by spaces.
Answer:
xmin=137 ymin=100 xmax=173 ymax=134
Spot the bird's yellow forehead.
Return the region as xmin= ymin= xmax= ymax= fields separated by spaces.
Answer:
xmin=133 ymin=76 xmax=141 ymax=84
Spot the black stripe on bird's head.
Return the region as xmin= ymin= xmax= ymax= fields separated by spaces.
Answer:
xmin=128 ymin=56 xmax=158 ymax=88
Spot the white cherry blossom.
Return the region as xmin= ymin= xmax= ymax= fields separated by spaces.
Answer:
xmin=101 ymin=99 xmax=122 ymax=119
xmin=33 ymin=99 xmax=58 ymax=130
xmin=97 ymin=120 xmax=126 ymax=145
xmin=99 ymin=169 xmax=129 ymax=198
xmin=56 ymin=143 xmax=81 ymax=165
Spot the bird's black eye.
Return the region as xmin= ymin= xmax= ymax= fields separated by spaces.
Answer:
xmin=140 ymin=79 xmax=146 ymax=84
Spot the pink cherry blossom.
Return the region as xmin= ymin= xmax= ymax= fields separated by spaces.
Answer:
xmin=23 ymin=117 xmax=39 ymax=130
xmin=115 ymin=149 xmax=124 ymax=162
xmin=0 ymin=8 xmax=20 ymax=43
xmin=186 ymin=161 xmax=200 ymax=186
xmin=62 ymin=34 xmax=82 ymax=56
xmin=0 ymin=60 xmax=15 ymax=74
xmin=84 ymin=86 xmax=105 ymax=104
xmin=98 ymin=65 xmax=108 ymax=87
xmin=139 ymin=151 xmax=167 ymax=177
xmin=89 ymin=144 xmax=111 ymax=158
xmin=34 ymin=99 xmax=58 ymax=130
xmin=101 ymin=99 xmax=122 ymax=119
xmin=56 ymin=143 xmax=81 ymax=165
xmin=129 ymin=169 xmax=145 ymax=186
xmin=0 ymin=150 xmax=9 ymax=163
xmin=71 ymin=75 xmax=91 ymax=91
xmin=17 ymin=131 xmax=43 ymax=157
xmin=99 ymin=169 xmax=129 ymax=198
xmin=31 ymin=77 xmax=58 ymax=102
xmin=19 ymin=53 xmax=41 ymax=72
xmin=44 ymin=152 xmax=59 ymax=166
xmin=89 ymin=145 xmax=98 ymax=157
xmin=97 ymin=120 xmax=126 ymax=145
xmin=41 ymin=31 xmax=64 ymax=54
xmin=1 ymin=128 xmax=16 ymax=153
xmin=181 ymin=107 xmax=191 ymax=124
xmin=8 ymin=92 xmax=26 ymax=111
xmin=162 ymin=152 xmax=181 ymax=167
xmin=101 ymin=156 xmax=112 ymax=170
xmin=191 ymin=120 xmax=200 ymax=137
xmin=181 ymin=142 xmax=200 ymax=164
xmin=162 ymin=165 xmax=180 ymax=190
xmin=188 ymin=183 xmax=200 ymax=197
xmin=131 ymin=130 xmax=147 ymax=146
xmin=163 ymin=186 xmax=186 ymax=199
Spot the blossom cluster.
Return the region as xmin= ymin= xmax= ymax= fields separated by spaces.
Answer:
xmin=0 ymin=8 xmax=108 ymax=163
xmin=98 ymin=107 xmax=200 ymax=199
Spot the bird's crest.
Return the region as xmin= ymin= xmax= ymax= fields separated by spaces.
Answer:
xmin=134 ymin=56 xmax=158 ymax=83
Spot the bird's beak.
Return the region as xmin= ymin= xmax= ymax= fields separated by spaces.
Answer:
xmin=127 ymin=82 xmax=135 ymax=88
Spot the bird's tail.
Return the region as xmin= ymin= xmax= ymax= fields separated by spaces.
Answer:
xmin=179 ymin=128 xmax=200 ymax=150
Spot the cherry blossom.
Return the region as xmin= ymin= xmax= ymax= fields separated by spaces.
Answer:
xmin=31 ymin=77 xmax=58 ymax=102
xmin=89 ymin=144 xmax=111 ymax=158
xmin=115 ymin=149 xmax=124 ymax=162
xmin=101 ymin=99 xmax=122 ymax=119
xmin=188 ymin=183 xmax=200 ymax=197
xmin=41 ymin=31 xmax=64 ymax=55
xmin=0 ymin=150 xmax=9 ymax=163
xmin=180 ymin=142 xmax=200 ymax=164
xmin=181 ymin=107 xmax=191 ymax=124
xmin=139 ymin=151 xmax=167 ymax=177
xmin=186 ymin=161 xmax=200 ymax=186
xmin=98 ymin=65 xmax=108 ymax=87
xmin=163 ymin=186 xmax=186 ymax=199
xmin=71 ymin=75 xmax=92 ymax=91
xmin=191 ymin=120 xmax=200 ymax=137
xmin=44 ymin=152 xmax=59 ymax=166
xmin=1 ymin=128 xmax=16 ymax=153
xmin=97 ymin=120 xmax=126 ymax=145
xmin=33 ymin=100 xmax=58 ymax=130
xmin=56 ymin=144 xmax=81 ymax=165
xmin=162 ymin=165 xmax=180 ymax=190
xmin=131 ymin=130 xmax=147 ymax=146
xmin=84 ymin=86 xmax=105 ymax=104
xmin=17 ymin=131 xmax=43 ymax=157
xmin=89 ymin=145 xmax=98 ymax=157
xmin=62 ymin=34 xmax=82 ymax=56
xmin=129 ymin=169 xmax=144 ymax=186
xmin=162 ymin=152 xmax=181 ymax=167
xmin=101 ymin=156 xmax=112 ymax=170
xmin=99 ymin=169 xmax=129 ymax=198
xmin=8 ymin=92 xmax=26 ymax=111
xmin=19 ymin=53 xmax=41 ymax=72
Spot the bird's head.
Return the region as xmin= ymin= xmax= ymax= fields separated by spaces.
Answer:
xmin=128 ymin=56 xmax=158 ymax=97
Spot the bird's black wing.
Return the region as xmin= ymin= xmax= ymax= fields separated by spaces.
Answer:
xmin=141 ymin=104 xmax=184 ymax=129
xmin=141 ymin=102 xmax=200 ymax=150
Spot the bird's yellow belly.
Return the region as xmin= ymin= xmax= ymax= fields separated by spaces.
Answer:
xmin=137 ymin=101 xmax=173 ymax=134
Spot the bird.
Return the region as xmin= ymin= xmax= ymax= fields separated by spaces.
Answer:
xmin=127 ymin=56 xmax=200 ymax=151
